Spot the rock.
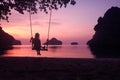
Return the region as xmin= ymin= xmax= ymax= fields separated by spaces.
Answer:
xmin=87 ymin=7 xmax=120 ymax=58
xmin=12 ymin=40 xmax=21 ymax=45
xmin=44 ymin=38 xmax=62 ymax=45
xmin=0 ymin=27 xmax=14 ymax=51
xmin=71 ymin=42 xmax=78 ymax=45
xmin=0 ymin=27 xmax=21 ymax=51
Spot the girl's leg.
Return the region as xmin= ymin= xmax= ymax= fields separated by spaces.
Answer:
xmin=37 ymin=50 xmax=41 ymax=55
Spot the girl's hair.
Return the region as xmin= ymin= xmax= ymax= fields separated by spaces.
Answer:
xmin=35 ymin=33 xmax=39 ymax=38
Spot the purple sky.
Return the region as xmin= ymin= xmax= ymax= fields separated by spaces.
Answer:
xmin=1 ymin=0 xmax=120 ymax=45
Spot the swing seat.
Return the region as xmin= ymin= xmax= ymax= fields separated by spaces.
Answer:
xmin=41 ymin=46 xmax=48 ymax=51
xmin=32 ymin=46 xmax=48 ymax=51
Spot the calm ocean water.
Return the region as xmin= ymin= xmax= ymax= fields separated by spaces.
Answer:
xmin=2 ymin=45 xmax=94 ymax=58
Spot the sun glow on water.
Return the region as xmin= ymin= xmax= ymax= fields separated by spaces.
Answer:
xmin=3 ymin=45 xmax=94 ymax=58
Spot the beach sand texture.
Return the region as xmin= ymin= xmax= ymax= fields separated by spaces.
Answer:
xmin=0 ymin=57 xmax=120 ymax=80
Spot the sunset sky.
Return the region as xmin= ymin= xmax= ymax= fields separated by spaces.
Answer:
xmin=1 ymin=0 xmax=120 ymax=45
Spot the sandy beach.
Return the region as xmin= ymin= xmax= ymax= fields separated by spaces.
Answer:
xmin=0 ymin=57 xmax=120 ymax=80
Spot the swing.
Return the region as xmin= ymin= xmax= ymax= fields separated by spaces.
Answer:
xmin=29 ymin=9 xmax=52 ymax=51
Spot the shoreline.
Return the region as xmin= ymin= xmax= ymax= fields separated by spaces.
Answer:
xmin=0 ymin=57 xmax=120 ymax=80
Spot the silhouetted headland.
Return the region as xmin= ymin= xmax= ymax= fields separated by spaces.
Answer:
xmin=0 ymin=27 xmax=21 ymax=54
xmin=44 ymin=37 xmax=62 ymax=45
xmin=12 ymin=39 xmax=21 ymax=45
xmin=87 ymin=7 xmax=120 ymax=58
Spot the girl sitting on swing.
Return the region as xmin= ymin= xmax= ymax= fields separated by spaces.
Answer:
xmin=30 ymin=33 xmax=41 ymax=55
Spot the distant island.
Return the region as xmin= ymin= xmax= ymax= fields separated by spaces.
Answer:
xmin=0 ymin=27 xmax=21 ymax=51
xmin=71 ymin=42 xmax=78 ymax=45
xmin=44 ymin=38 xmax=62 ymax=45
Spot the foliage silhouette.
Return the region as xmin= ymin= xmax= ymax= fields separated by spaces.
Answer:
xmin=0 ymin=0 xmax=76 ymax=22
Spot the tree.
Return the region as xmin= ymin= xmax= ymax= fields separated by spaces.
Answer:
xmin=0 ymin=0 xmax=76 ymax=22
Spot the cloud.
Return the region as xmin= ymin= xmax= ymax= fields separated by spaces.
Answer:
xmin=51 ymin=21 xmax=61 ymax=25
xmin=32 ymin=21 xmax=43 ymax=26
xmin=44 ymin=21 xmax=61 ymax=27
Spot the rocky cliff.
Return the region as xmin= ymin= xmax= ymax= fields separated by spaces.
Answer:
xmin=87 ymin=7 xmax=120 ymax=58
xmin=0 ymin=27 xmax=21 ymax=51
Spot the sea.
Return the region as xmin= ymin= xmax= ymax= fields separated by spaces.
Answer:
xmin=2 ymin=45 xmax=95 ymax=58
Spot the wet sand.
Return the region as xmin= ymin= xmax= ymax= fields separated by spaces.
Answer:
xmin=0 ymin=57 xmax=120 ymax=80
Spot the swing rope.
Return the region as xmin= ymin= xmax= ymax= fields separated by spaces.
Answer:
xmin=29 ymin=8 xmax=52 ymax=50
xmin=29 ymin=9 xmax=33 ymax=38
xmin=47 ymin=9 xmax=52 ymax=48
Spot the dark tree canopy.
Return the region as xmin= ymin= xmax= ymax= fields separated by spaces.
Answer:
xmin=0 ymin=0 xmax=76 ymax=21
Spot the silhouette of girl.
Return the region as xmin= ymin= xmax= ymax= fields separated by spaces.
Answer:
xmin=31 ymin=33 xmax=41 ymax=55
